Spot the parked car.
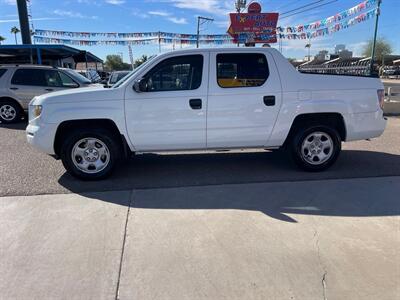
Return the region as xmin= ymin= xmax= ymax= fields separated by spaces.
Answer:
xmin=27 ymin=48 xmax=387 ymax=179
xmin=0 ymin=65 xmax=99 ymax=123
xmin=106 ymin=71 xmax=130 ymax=87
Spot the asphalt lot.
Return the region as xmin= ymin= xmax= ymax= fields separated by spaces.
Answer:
xmin=0 ymin=117 xmax=400 ymax=197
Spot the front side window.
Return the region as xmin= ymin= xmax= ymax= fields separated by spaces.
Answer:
xmin=142 ymin=55 xmax=203 ymax=92
xmin=58 ymin=71 xmax=79 ymax=88
xmin=44 ymin=70 xmax=63 ymax=87
xmin=217 ymin=53 xmax=269 ymax=88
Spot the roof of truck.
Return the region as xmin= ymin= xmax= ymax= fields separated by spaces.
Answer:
xmin=162 ymin=47 xmax=276 ymax=53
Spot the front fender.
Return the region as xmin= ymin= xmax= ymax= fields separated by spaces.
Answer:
xmin=42 ymin=100 xmax=134 ymax=151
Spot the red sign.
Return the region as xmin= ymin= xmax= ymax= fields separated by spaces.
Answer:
xmin=248 ymin=2 xmax=262 ymax=13
xmin=228 ymin=12 xmax=279 ymax=43
xmin=229 ymin=12 xmax=279 ymax=33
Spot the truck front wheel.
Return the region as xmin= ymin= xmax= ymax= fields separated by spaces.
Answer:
xmin=60 ymin=128 xmax=120 ymax=180
xmin=291 ymin=125 xmax=341 ymax=171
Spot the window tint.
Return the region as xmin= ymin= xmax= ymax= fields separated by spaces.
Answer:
xmin=58 ymin=71 xmax=79 ymax=88
xmin=142 ymin=55 xmax=203 ymax=92
xmin=11 ymin=69 xmax=47 ymax=86
xmin=0 ymin=69 xmax=7 ymax=78
xmin=44 ymin=70 xmax=63 ymax=87
xmin=217 ymin=53 xmax=269 ymax=88
xmin=12 ymin=69 xmax=79 ymax=87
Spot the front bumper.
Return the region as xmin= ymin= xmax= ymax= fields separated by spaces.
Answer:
xmin=26 ymin=122 xmax=58 ymax=155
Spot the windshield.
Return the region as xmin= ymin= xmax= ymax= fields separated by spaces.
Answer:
xmin=63 ymin=69 xmax=92 ymax=84
xmin=109 ymin=71 xmax=130 ymax=84
xmin=113 ymin=55 xmax=156 ymax=88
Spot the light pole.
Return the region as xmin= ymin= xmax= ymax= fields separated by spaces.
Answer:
xmin=16 ymin=0 xmax=32 ymax=44
xmin=369 ymin=0 xmax=382 ymax=75
xmin=196 ymin=16 xmax=214 ymax=48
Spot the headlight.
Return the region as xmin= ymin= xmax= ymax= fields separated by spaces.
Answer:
xmin=32 ymin=105 xmax=42 ymax=118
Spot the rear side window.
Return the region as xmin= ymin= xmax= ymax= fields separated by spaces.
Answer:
xmin=11 ymin=69 xmax=79 ymax=87
xmin=217 ymin=53 xmax=269 ymax=88
xmin=11 ymin=69 xmax=47 ymax=86
xmin=0 ymin=69 xmax=7 ymax=78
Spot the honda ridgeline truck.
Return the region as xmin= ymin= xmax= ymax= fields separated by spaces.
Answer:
xmin=26 ymin=48 xmax=387 ymax=180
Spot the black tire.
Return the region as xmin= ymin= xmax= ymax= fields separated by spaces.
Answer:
xmin=60 ymin=128 xmax=121 ymax=180
xmin=0 ymin=100 xmax=22 ymax=124
xmin=290 ymin=125 xmax=341 ymax=172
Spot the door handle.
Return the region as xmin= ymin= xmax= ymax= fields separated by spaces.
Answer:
xmin=263 ymin=95 xmax=275 ymax=106
xmin=45 ymin=88 xmax=54 ymax=92
xmin=9 ymin=87 xmax=18 ymax=90
xmin=189 ymin=99 xmax=202 ymax=110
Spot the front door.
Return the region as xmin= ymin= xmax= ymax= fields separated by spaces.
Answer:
xmin=124 ymin=53 xmax=208 ymax=151
xmin=207 ymin=51 xmax=282 ymax=148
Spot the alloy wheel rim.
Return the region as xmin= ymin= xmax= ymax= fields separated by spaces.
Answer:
xmin=301 ymin=131 xmax=334 ymax=165
xmin=0 ymin=105 xmax=17 ymax=121
xmin=71 ymin=138 xmax=110 ymax=174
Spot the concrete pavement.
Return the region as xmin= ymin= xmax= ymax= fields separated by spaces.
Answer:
xmin=0 ymin=191 xmax=131 ymax=300
xmin=1 ymin=177 xmax=399 ymax=300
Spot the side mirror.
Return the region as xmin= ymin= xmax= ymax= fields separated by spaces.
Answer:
xmin=133 ymin=79 xmax=147 ymax=93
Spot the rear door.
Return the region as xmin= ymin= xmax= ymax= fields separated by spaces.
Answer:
xmin=124 ymin=53 xmax=208 ymax=151
xmin=207 ymin=51 xmax=282 ymax=148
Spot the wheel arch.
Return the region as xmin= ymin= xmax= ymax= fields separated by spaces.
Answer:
xmin=283 ymin=112 xmax=347 ymax=147
xmin=53 ymin=118 xmax=131 ymax=158
xmin=0 ymin=96 xmax=24 ymax=111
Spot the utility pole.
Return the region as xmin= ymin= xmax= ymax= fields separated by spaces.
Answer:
xmin=128 ymin=45 xmax=134 ymax=70
xmin=370 ymin=0 xmax=382 ymax=75
xmin=16 ymin=0 xmax=32 ymax=44
xmin=158 ymin=31 xmax=161 ymax=53
xmin=196 ymin=16 xmax=214 ymax=48
xmin=305 ymin=39 xmax=311 ymax=61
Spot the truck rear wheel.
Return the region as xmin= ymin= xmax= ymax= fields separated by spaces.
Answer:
xmin=291 ymin=125 xmax=341 ymax=171
xmin=60 ymin=128 xmax=120 ymax=180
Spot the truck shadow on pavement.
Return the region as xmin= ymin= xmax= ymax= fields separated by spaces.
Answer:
xmin=58 ymin=150 xmax=400 ymax=223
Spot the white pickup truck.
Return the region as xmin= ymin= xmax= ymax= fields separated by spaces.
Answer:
xmin=26 ymin=48 xmax=386 ymax=180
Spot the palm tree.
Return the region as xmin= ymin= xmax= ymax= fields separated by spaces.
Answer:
xmin=10 ymin=26 xmax=20 ymax=44
xmin=0 ymin=35 xmax=5 ymax=45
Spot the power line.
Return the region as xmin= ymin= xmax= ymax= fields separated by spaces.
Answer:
xmin=274 ymin=0 xmax=301 ymax=11
xmin=280 ymin=0 xmax=326 ymax=16
xmin=280 ymin=0 xmax=338 ymax=20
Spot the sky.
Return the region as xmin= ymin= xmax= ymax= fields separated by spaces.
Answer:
xmin=0 ymin=0 xmax=399 ymax=62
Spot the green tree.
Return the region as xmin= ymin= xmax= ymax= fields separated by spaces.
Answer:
xmin=105 ymin=54 xmax=131 ymax=71
xmin=362 ymin=38 xmax=393 ymax=61
xmin=10 ymin=26 xmax=20 ymax=44
xmin=0 ymin=35 xmax=5 ymax=45
xmin=134 ymin=55 xmax=148 ymax=68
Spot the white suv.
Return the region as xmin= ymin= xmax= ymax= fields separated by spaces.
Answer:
xmin=0 ymin=65 xmax=97 ymax=123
